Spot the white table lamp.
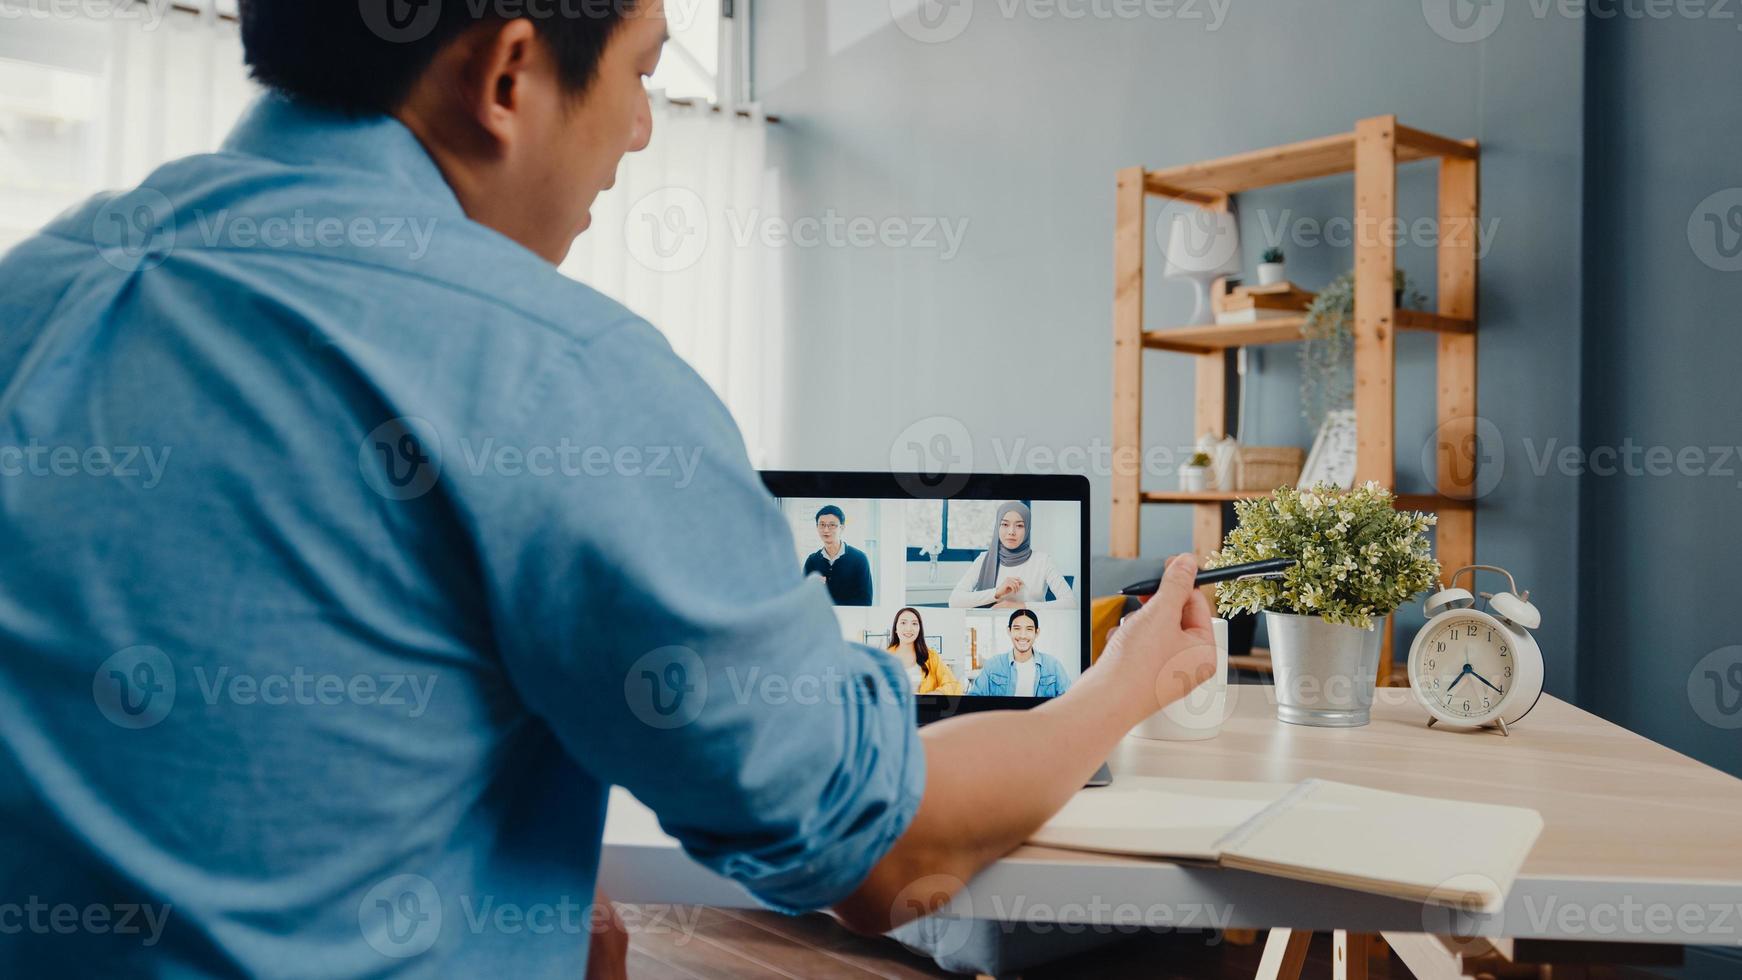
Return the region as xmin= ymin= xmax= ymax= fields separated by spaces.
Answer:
xmin=1162 ymin=211 xmax=1242 ymax=325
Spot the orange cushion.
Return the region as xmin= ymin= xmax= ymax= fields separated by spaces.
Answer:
xmin=1089 ymin=595 xmax=1131 ymax=665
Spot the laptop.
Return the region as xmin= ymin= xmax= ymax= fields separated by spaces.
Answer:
xmin=760 ymin=471 xmax=1112 ymax=787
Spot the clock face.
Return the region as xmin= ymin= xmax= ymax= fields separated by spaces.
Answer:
xmin=1413 ymin=614 xmax=1515 ymax=721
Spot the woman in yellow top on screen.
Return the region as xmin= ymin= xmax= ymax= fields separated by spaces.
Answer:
xmin=886 ymin=607 xmax=964 ymax=696
xmin=948 ymin=501 xmax=1078 ymax=609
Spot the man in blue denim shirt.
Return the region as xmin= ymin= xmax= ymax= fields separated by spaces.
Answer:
xmin=967 ymin=611 xmax=1074 ymax=699
xmin=0 ymin=1 xmax=1216 ymax=975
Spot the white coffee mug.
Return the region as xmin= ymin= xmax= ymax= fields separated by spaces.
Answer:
xmin=1130 ymin=617 xmax=1230 ymax=741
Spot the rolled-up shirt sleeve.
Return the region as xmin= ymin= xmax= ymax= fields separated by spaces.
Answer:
xmin=460 ymin=319 xmax=925 ymax=913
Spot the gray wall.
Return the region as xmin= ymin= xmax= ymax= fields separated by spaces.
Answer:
xmin=752 ymin=0 xmax=1586 ymax=695
xmin=1581 ymin=9 xmax=1742 ymax=773
xmin=1580 ymin=32 xmax=1742 ymax=980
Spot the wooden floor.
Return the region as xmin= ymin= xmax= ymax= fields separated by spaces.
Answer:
xmin=623 ymin=906 xmax=1402 ymax=979
xmin=624 ymin=907 xmax=1678 ymax=979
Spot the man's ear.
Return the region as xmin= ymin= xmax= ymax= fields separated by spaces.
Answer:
xmin=456 ymin=17 xmax=545 ymax=147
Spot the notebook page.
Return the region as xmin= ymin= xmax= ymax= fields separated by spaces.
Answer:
xmin=1028 ymin=777 xmax=1295 ymax=860
xmin=1217 ymin=779 xmax=1543 ymax=911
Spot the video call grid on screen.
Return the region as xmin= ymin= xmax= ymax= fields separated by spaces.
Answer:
xmin=761 ymin=473 xmax=1091 ymax=713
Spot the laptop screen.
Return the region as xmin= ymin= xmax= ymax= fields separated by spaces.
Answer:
xmin=762 ymin=472 xmax=1090 ymax=713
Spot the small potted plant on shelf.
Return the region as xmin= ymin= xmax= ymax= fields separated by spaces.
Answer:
xmin=1207 ymin=483 xmax=1440 ymax=728
xmin=1179 ymin=451 xmax=1212 ymax=493
xmin=1257 ymin=247 xmax=1286 ymax=286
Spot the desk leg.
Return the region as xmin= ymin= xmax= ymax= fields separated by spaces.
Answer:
xmin=1255 ymin=928 xmax=1312 ymax=980
xmin=1379 ymin=932 xmax=1465 ymax=980
xmin=1333 ymin=930 xmax=1370 ymax=980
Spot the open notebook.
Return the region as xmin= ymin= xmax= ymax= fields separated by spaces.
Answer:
xmin=1029 ymin=777 xmax=1543 ymax=912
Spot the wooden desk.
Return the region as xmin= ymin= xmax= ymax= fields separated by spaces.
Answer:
xmin=600 ymin=689 xmax=1742 ymax=965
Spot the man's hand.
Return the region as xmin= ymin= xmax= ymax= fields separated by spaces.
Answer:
xmin=1099 ymin=554 xmax=1218 ymax=713
xmin=585 ymin=891 xmax=629 ymax=980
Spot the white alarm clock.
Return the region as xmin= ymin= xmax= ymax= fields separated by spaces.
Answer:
xmin=1406 ymin=565 xmax=1544 ymax=735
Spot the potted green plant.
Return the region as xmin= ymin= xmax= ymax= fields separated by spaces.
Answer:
xmin=1207 ymin=483 xmax=1440 ymax=727
xmin=1179 ymin=450 xmax=1213 ymax=493
xmin=1257 ymin=246 xmax=1286 ymax=286
xmin=1298 ymin=269 xmax=1430 ymax=428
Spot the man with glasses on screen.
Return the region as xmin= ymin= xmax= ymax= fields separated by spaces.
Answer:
xmin=0 ymin=2 xmax=1215 ymax=977
xmin=802 ymin=504 xmax=874 ymax=606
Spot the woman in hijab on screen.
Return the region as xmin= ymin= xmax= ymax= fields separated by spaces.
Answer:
xmin=948 ymin=501 xmax=1078 ymax=609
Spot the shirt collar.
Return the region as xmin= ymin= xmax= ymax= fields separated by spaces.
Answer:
xmin=222 ymin=93 xmax=466 ymax=219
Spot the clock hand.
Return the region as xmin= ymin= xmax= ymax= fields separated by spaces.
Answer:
xmin=1443 ymin=666 xmax=1471 ymax=694
xmin=1471 ymin=670 xmax=1504 ymax=695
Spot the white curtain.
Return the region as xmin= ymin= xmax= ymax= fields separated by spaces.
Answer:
xmin=560 ymin=99 xmax=785 ymax=465
xmin=0 ymin=4 xmax=785 ymax=460
xmin=0 ymin=1 xmax=253 ymax=251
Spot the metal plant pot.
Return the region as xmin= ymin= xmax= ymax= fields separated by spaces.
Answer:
xmin=1265 ymin=611 xmax=1383 ymax=727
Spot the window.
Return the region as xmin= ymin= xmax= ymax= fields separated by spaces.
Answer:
xmin=0 ymin=5 xmax=255 ymax=254
xmin=905 ymin=500 xmax=1026 ymax=562
xmin=0 ymin=59 xmax=102 ymax=254
xmin=645 ymin=0 xmax=721 ymax=102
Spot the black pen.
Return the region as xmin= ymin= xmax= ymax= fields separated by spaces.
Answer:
xmin=1119 ymin=558 xmax=1297 ymax=597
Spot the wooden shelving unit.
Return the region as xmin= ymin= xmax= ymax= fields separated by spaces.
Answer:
xmin=1112 ymin=115 xmax=1480 ymax=685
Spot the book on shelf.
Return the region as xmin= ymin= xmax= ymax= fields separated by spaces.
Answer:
xmin=1215 ymin=308 xmax=1303 ymax=324
xmin=1214 ymin=283 xmax=1316 ymax=325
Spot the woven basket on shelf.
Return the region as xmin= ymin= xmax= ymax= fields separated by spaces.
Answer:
xmin=1235 ymin=446 xmax=1307 ymax=492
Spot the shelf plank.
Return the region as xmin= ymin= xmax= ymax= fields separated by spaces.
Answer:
xmin=1146 ymin=132 xmax=1357 ymax=198
xmin=1395 ymin=493 xmax=1475 ymax=513
xmin=1396 ymin=309 xmax=1474 ymax=334
xmin=1142 ymin=311 xmax=1473 ymax=353
xmin=1142 ymin=490 xmax=1272 ymax=503
xmin=1396 ymin=124 xmax=1479 ymax=161
xmin=1143 ymin=319 xmax=1306 ymax=352
xmin=1229 ymin=648 xmax=1273 ymax=675
xmin=1141 ymin=125 xmax=1465 ymax=200
xmin=1140 ymin=490 xmax=1474 ymax=512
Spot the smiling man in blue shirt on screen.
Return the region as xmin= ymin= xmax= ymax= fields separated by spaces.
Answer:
xmin=967 ymin=610 xmax=1073 ymax=698
xmin=0 ymin=1 xmax=1217 ymax=976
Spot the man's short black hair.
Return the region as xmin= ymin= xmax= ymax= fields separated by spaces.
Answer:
xmin=815 ymin=506 xmax=845 ymax=525
xmin=1008 ymin=609 xmax=1039 ymax=630
xmin=239 ymin=0 xmax=637 ymax=115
